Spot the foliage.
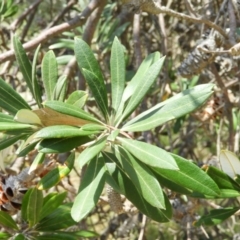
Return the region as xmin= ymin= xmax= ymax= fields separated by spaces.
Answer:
xmin=0 ymin=0 xmax=240 ymax=239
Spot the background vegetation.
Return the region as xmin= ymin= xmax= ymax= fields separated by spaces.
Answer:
xmin=0 ymin=0 xmax=239 ymax=239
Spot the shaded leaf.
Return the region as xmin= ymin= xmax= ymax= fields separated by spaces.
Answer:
xmin=40 ymin=192 xmax=67 ymax=220
xmin=105 ymin=162 xmax=172 ymax=222
xmin=36 ymin=203 xmax=76 ymax=231
xmin=21 ymin=188 xmax=43 ymax=227
xmin=194 ymin=207 xmax=239 ymax=226
xmin=28 ymin=152 xmax=45 ymax=174
xmin=0 ymin=77 xmax=30 ymax=114
xmin=0 ymin=134 xmax=27 ymax=151
xmin=38 ymin=152 xmax=74 ymax=190
xmin=53 ymin=75 xmax=67 ymax=101
xmin=37 ymin=136 xmax=91 ymax=153
xmin=0 ymin=211 xmax=18 ymax=230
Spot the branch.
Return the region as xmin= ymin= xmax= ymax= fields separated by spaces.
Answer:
xmin=0 ymin=0 xmax=101 ymax=64
xmin=123 ymin=0 xmax=228 ymax=38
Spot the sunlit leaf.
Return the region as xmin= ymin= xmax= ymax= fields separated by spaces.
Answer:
xmin=219 ymin=150 xmax=240 ymax=179
xmin=42 ymin=50 xmax=58 ymax=101
xmin=66 ymin=90 xmax=88 ymax=108
xmin=71 ymin=156 xmax=106 ymax=222
xmin=14 ymin=109 xmax=42 ymax=125
xmin=118 ymin=138 xmax=178 ymax=170
xmin=0 ymin=211 xmax=18 ymax=230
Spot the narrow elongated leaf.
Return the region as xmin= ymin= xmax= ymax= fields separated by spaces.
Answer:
xmin=0 ymin=122 xmax=37 ymax=131
xmin=28 ymin=152 xmax=45 ymax=174
xmin=0 ymin=211 xmax=18 ymax=230
xmin=32 ymin=44 xmax=42 ymax=107
xmin=0 ymin=113 xmax=14 ymax=122
xmin=110 ymin=37 xmax=125 ymax=114
xmin=40 ymin=192 xmax=67 ymax=220
xmin=122 ymin=83 xmax=214 ymax=131
xmin=36 ymin=203 xmax=76 ymax=231
xmin=115 ymin=52 xmax=160 ymax=124
xmin=119 ymin=56 xmax=165 ymax=123
xmin=37 ymin=136 xmax=91 ymax=153
xmin=74 ymin=38 xmax=108 ymax=119
xmin=206 ymin=166 xmax=240 ymax=191
xmin=0 ymin=232 xmax=11 ymax=239
xmin=43 ymin=101 xmax=101 ymax=124
xmin=36 ymin=232 xmax=76 ymax=240
xmin=194 ymin=207 xmax=239 ymax=226
xmin=118 ymin=138 xmax=178 ymax=170
xmin=13 ymin=36 xmax=34 ymax=95
xmin=116 ymin=146 xmax=165 ymax=209
xmin=35 ymin=125 xmax=99 ymax=139
xmin=82 ymin=69 xmax=109 ymax=119
xmin=38 ymin=152 xmax=74 ymax=190
xmin=153 ymin=154 xmax=220 ymax=197
xmin=105 ymin=162 xmax=172 ymax=222
xmin=42 ymin=50 xmax=58 ymax=100
xmin=81 ymin=123 xmax=106 ymax=131
xmin=71 ymin=156 xmax=106 ymax=222
xmin=21 ymin=188 xmax=43 ymax=227
xmin=0 ymin=77 xmax=30 ymax=114
xmin=53 ymin=75 xmax=67 ymax=101
xmin=0 ymin=134 xmax=26 ymax=151
xmin=77 ymin=136 xmax=107 ymax=168
xmin=66 ymin=90 xmax=88 ymax=108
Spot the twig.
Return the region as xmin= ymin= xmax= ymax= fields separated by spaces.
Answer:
xmin=0 ymin=0 xmax=101 ymax=64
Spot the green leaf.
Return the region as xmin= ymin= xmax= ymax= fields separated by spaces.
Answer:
xmin=13 ymin=36 xmax=34 ymax=97
xmin=206 ymin=166 xmax=240 ymax=191
xmin=153 ymin=154 xmax=220 ymax=197
xmin=0 ymin=134 xmax=27 ymax=151
xmin=0 ymin=77 xmax=30 ymax=114
xmin=0 ymin=211 xmax=18 ymax=230
xmin=36 ymin=232 xmax=76 ymax=240
xmin=115 ymin=146 xmax=165 ymax=209
xmin=44 ymin=101 xmax=101 ymax=124
xmin=0 ymin=122 xmax=37 ymax=131
xmin=77 ymin=136 xmax=107 ymax=168
xmin=32 ymin=44 xmax=42 ymax=108
xmin=116 ymin=52 xmax=160 ymax=122
xmin=81 ymin=123 xmax=106 ymax=131
xmin=28 ymin=152 xmax=45 ymax=174
xmin=53 ymin=75 xmax=67 ymax=101
xmin=117 ymin=138 xmax=178 ymax=170
xmin=119 ymin=56 xmax=165 ymax=123
xmin=194 ymin=207 xmax=239 ymax=226
xmin=40 ymin=192 xmax=67 ymax=220
xmin=110 ymin=37 xmax=125 ymax=114
xmin=105 ymin=163 xmax=172 ymax=222
xmin=74 ymin=37 xmax=108 ymax=119
xmin=0 ymin=232 xmax=11 ymax=239
xmin=42 ymin=50 xmax=58 ymax=100
xmin=71 ymin=156 xmax=106 ymax=222
xmin=36 ymin=203 xmax=76 ymax=231
xmin=35 ymin=125 xmax=99 ymax=139
xmin=17 ymin=140 xmax=39 ymax=157
xmin=37 ymin=136 xmax=91 ymax=153
xmin=82 ymin=69 xmax=109 ymax=119
xmin=21 ymin=188 xmax=43 ymax=227
xmin=14 ymin=234 xmax=25 ymax=240
xmin=122 ymin=83 xmax=214 ymax=131
xmin=38 ymin=152 xmax=74 ymax=190
xmin=66 ymin=90 xmax=88 ymax=108
xmin=0 ymin=113 xmax=14 ymax=122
